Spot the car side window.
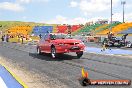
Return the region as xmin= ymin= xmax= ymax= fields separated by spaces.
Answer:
xmin=44 ymin=34 xmax=47 ymax=40
xmin=50 ymin=34 xmax=56 ymax=40
xmin=44 ymin=34 xmax=50 ymax=40
xmin=40 ymin=34 xmax=47 ymax=42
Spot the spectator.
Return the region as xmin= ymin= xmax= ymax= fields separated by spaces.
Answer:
xmin=39 ymin=34 xmax=42 ymax=39
xmin=101 ymin=43 xmax=107 ymax=51
xmin=0 ymin=31 xmax=2 ymax=34
xmin=6 ymin=34 xmax=9 ymax=42
xmin=122 ymin=34 xmax=128 ymax=46
xmin=4 ymin=35 xmax=6 ymax=42
xmin=122 ymin=34 xmax=128 ymax=40
xmin=21 ymin=36 xmax=24 ymax=44
xmin=1 ymin=35 xmax=4 ymax=42
xmin=107 ymin=32 xmax=114 ymax=41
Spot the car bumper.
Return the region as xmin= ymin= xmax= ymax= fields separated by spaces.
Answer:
xmin=55 ymin=45 xmax=85 ymax=53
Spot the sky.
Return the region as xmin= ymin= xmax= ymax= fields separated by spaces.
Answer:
xmin=0 ymin=0 xmax=132 ymax=24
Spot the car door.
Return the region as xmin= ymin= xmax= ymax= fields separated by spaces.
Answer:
xmin=39 ymin=38 xmax=45 ymax=52
xmin=40 ymin=34 xmax=47 ymax=52
xmin=43 ymin=34 xmax=51 ymax=53
xmin=46 ymin=34 xmax=53 ymax=52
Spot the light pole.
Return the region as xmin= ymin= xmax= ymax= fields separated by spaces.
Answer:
xmin=110 ymin=0 xmax=113 ymax=32
xmin=121 ymin=1 xmax=126 ymax=23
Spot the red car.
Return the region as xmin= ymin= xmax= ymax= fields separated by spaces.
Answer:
xmin=37 ymin=33 xmax=85 ymax=58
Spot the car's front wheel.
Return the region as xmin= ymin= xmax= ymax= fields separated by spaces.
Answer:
xmin=76 ymin=51 xmax=83 ymax=58
xmin=51 ymin=47 xmax=57 ymax=59
xmin=37 ymin=47 xmax=42 ymax=55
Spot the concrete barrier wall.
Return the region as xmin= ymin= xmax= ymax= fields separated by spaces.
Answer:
xmin=73 ymin=35 xmax=103 ymax=43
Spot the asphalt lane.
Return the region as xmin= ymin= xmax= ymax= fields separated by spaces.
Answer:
xmin=0 ymin=42 xmax=132 ymax=88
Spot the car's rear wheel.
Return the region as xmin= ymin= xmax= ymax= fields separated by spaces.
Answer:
xmin=76 ymin=51 xmax=83 ymax=58
xmin=51 ymin=47 xmax=57 ymax=59
xmin=37 ymin=47 xmax=42 ymax=55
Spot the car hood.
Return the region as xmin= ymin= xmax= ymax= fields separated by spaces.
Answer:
xmin=52 ymin=39 xmax=82 ymax=44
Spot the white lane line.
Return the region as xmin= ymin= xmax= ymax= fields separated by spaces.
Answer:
xmin=0 ymin=77 xmax=8 ymax=88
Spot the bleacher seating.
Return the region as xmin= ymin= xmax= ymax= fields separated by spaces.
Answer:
xmin=96 ymin=22 xmax=121 ymax=35
xmin=71 ymin=25 xmax=81 ymax=32
xmin=64 ymin=25 xmax=81 ymax=34
xmin=32 ymin=26 xmax=53 ymax=36
xmin=112 ymin=22 xmax=132 ymax=34
xmin=119 ymin=28 xmax=132 ymax=34
xmin=94 ymin=24 xmax=109 ymax=32
xmin=57 ymin=25 xmax=68 ymax=33
xmin=76 ymin=24 xmax=102 ymax=34
xmin=52 ymin=24 xmax=58 ymax=33
xmin=7 ymin=26 xmax=32 ymax=35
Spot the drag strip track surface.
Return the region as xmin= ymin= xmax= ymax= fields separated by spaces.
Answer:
xmin=0 ymin=42 xmax=132 ymax=88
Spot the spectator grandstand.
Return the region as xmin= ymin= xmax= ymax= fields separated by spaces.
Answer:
xmin=57 ymin=25 xmax=68 ymax=33
xmin=32 ymin=26 xmax=53 ymax=36
xmin=119 ymin=28 xmax=132 ymax=34
xmin=75 ymin=23 xmax=102 ymax=35
xmin=111 ymin=22 xmax=132 ymax=34
xmin=7 ymin=26 xmax=33 ymax=36
xmin=96 ymin=22 xmax=121 ymax=35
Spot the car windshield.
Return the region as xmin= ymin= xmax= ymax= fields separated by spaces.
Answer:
xmin=50 ymin=34 xmax=72 ymax=39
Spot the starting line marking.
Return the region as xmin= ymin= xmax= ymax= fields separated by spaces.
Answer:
xmin=0 ymin=77 xmax=7 ymax=88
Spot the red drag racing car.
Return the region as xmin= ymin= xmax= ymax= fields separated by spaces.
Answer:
xmin=37 ymin=33 xmax=85 ymax=58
